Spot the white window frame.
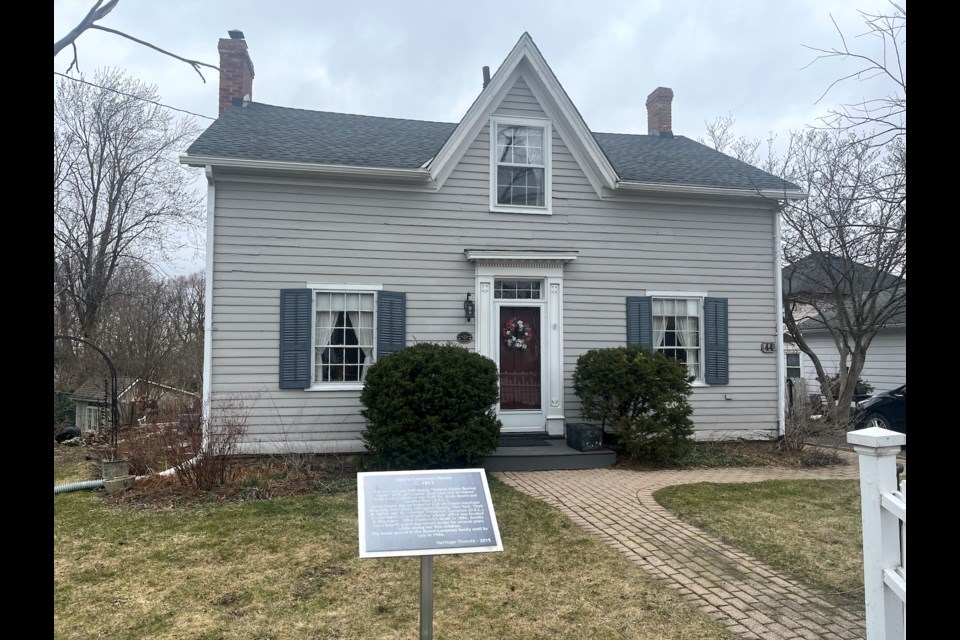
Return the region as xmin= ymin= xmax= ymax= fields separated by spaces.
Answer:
xmin=489 ymin=115 xmax=552 ymax=215
xmin=306 ymin=283 xmax=382 ymax=391
xmin=648 ymin=290 xmax=707 ymax=386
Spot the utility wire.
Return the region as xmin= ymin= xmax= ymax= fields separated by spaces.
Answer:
xmin=53 ymin=71 xmax=216 ymax=120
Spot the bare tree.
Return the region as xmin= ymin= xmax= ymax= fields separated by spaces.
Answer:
xmin=780 ymin=129 xmax=906 ymax=423
xmin=54 ymin=68 xmax=203 ymax=340
xmin=54 ymin=0 xmax=218 ymax=81
xmin=804 ymin=2 xmax=905 ymax=147
xmin=165 ymin=271 xmax=206 ymax=393
xmin=98 ymin=263 xmax=177 ymax=394
xmin=698 ymin=113 xmax=784 ymax=176
xmin=56 ymin=263 xmax=206 ymax=400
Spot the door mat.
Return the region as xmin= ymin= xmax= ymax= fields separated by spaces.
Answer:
xmin=497 ymin=437 xmax=553 ymax=447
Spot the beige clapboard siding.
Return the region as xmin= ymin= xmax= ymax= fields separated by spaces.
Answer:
xmin=800 ymin=326 xmax=905 ymax=395
xmin=209 ymin=76 xmax=781 ymax=448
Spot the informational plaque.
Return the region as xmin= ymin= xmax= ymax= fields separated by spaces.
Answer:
xmin=357 ymin=469 xmax=503 ymax=558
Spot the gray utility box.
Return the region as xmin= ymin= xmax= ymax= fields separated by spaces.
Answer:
xmin=565 ymin=423 xmax=603 ymax=452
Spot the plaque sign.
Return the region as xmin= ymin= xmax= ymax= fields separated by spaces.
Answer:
xmin=357 ymin=469 xmax=503 ymax=558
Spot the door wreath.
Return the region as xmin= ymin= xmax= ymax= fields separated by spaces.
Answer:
xmin=502 ymin=317 xmax=534 ymax=350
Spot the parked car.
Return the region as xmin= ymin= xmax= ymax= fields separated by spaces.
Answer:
xmin=852 ymin=385 xmax=906 ymax=434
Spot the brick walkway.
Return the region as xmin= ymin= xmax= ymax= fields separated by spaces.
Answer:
xmin=495 ymin=452 xmax=872 ymax=640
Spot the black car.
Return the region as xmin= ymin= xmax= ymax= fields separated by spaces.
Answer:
xmin=853 ymin=385 xmax=906 ymax=434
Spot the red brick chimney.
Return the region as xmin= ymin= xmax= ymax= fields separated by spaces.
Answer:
xmin=646 ymin=87 xmax=674 ymax=136
xmin=218 ymin=30 xmax=255 ymax=116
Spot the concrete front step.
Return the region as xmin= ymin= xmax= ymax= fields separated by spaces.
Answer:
xmin=482 ymin=437 xmax=616 ymax=472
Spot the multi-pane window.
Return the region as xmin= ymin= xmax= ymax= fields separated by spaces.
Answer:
xmin=494 ymin=280 xmax=542 ymax=299
xmin=315 ymin=292 xmax=375 ymax=383
xmin=786 ymin=353 xmax=801 ymax=379
xmin=494 ymin=121 xmax=548 ymax=208
xmin=653 ymin=298 xmax=702 ymax=379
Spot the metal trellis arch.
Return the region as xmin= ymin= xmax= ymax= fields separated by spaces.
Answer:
xmin=54 ymin=335 xmax=119 ymax=456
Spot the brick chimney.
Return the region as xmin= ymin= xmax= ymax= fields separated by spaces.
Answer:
xmin=646 ymin=87 xmax=674 ymax=137
xmin=218 ymin=30 xmax=255 ymax=116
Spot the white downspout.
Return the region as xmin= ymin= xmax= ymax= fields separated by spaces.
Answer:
xmin=773 ymin=202 xmax=785 ymax=438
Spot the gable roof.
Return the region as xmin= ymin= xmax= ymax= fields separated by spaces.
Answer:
xmin=187 ymin=105 xmax=457 ymax=169
xmin=72 ymin=377 xmax=199 ymax=402
xmin=186 ymin=104 xmax=796 ymax=193
xmin=184 ymin=33 xmax=802 ymax=200
xmin=782 ymin=253 xmax=906 ymax=331
xmin=782 ymin=252 xmax=903 ymax=297
xmin=795 ymin=290 xmax=907 ymax=331
xmin=72 ymin=377 xmax=138 ymax=402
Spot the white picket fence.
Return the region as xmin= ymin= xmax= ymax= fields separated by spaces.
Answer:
xmin=848 ymin=427 xmax=906 ymax=640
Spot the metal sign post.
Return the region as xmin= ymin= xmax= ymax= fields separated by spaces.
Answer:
xmin=420 ymin=555 xmax=433 ymax=640
xmin=357 ymin=469 xmax=503 ymax=639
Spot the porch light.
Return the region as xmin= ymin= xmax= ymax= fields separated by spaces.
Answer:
xmin=463 ymin=293 xmax=475 ymax=321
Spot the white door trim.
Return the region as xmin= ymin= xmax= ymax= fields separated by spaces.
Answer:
xmin=468 ymin=253 xmax=574 ymax=436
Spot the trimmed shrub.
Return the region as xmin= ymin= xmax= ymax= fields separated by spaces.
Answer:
xmin=573 ymin=346 xmax=695 ymax=464
xmin=360 ymin=343 xmax=502 ymax=469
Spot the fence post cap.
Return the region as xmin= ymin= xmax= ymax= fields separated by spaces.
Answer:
xmin=846 ymin=426 xmax=906 ymax=447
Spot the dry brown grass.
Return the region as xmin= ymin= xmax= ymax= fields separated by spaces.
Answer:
xmin=54 ymin=444 xmax=737 ymax=640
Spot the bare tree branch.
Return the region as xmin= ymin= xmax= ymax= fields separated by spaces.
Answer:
xmin=54 ymin=0 xmax=120 ymax=57
xmin=802 ymin=3 xmax=906 ymax=147
xmin=88 ymin=25 xmax=220 ymax=83
xmin=54 ymin=0 xmax=219 ymax=82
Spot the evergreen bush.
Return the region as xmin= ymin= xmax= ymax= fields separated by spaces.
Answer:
xmin=573 ymin=345 xmax=695 ymax=464
xmin=360 ymin=343 xmax=502 ymax=469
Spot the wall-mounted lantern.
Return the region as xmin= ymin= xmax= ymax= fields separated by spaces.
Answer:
xmin=463 ymin=293 xmax=475 ymax=321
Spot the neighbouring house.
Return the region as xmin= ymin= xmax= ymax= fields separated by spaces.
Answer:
xmin=782 ymin=253 xmax=906 ymax=404
xmin=181 ymin=32 xmax=805 ymax=455
xmin=72 ymin=377 xmax=200 ymax=432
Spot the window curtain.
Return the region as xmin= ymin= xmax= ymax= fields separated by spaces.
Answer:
xmin=315 ymin=307 xmax=335 ymax=379
xmin=674 ymin=316 xmax=698 ymax=375
xmin=347 ymin=310 xmax=374 ymax=380
xmin=653 ymin=316 xmax=667 ymax=349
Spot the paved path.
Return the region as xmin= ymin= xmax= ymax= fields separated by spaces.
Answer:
xmin=495 ymin=453 xmax=874 ymax=640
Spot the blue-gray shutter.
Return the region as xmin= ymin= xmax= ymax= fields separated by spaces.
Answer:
xmin=625 ymin=296 xmax=653 ymax=350
xmin=704 ymin=297 xmax=729 ymax=385
xmin=279 ymin=289 xmax=312 ymax=389
xmin=377 ymin=291 xmax=406 ymax=357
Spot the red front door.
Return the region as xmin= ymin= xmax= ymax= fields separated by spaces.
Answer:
xmin=498 ymin=306 xmax=541 ymax=410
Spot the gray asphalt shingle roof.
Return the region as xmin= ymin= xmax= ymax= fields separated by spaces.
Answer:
xmin=187 ymin=102 xmax=799 ymax=192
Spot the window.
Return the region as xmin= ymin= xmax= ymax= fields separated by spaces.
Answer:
xmin=279 ymin=288 xmax=405 ymax=390
xmin=315 ymin=292 xmax=375 ymax=383
xmin=653 ymin=298 xmax=702 ymax=380
xmin=786 ymin=353 xmax=801 ymax=379
xmin=83 ymin=405 xmax=100 ymax=432
xmin=494 ymin=279 xmax=542 ymax=299
xmin=490 ymin=117 xmax=551 ymax=213
xmin=626 ymin=294 xmax=728 ymax=385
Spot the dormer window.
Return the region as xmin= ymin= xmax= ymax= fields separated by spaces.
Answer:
xmin=490 ymin=116 xmax=551 ymax=214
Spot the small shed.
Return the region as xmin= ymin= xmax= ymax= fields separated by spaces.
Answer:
xmin=71 ymin=377 xmax=199 ymax=432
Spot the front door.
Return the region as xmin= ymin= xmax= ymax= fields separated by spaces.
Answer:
xmin=497 ymin=305 xmax=545 ymax=431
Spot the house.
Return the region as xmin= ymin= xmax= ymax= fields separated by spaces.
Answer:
xmin=181 ymin=32 xmax=805 ymax=455
xmin=782 ymin=253 xmax=906 ymax=402
xmin=72 ymin=377 xmax=200 ymax=432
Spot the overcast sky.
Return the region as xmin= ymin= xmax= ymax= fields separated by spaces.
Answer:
xmin=53 ymin=0 xmax=902 ymax=274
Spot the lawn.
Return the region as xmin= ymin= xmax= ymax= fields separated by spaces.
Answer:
xmin=653 ymin=479 xmax=865 ymax=607
xmin=54 ymin=438 xmax=869 ymax=638
xmin=54 ymin=446 xmax=736 ymax=640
